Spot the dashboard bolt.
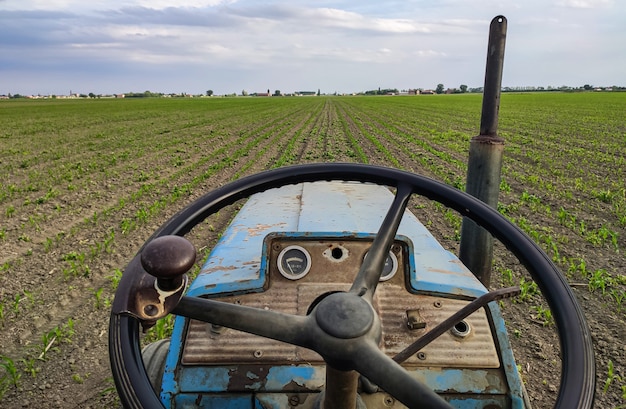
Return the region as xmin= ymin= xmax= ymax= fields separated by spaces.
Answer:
xmin=288 ymin=395 xmax=300 ymax=406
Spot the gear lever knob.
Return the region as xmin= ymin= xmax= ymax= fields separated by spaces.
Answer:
xmin=141 ymin=235 xmax=196 ymax=291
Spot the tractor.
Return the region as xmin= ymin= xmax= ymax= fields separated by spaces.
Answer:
xmin=108 ymin=16 xmax=595 ymax=409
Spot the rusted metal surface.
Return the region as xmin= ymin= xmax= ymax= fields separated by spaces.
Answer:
xmin=480 ymin=15 xmax=507 ymax=137
xmin=320 ymin=367 xmax=360 ymax=409
xmin=459 ymin=15 xmax=508 ymax=287
xmin=393 ymin=287 xmax=520 ymax=364
xmin=182 ymin=281 xmax=499 ymax=369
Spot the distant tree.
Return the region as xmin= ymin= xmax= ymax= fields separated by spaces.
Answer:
xmin=459 ymin=84 xmax=468 ymax=93
xmin=273 ymin=90 xmax=281 ymax=96
xmin=206 ymin=90 xmax=213 ymax=96
xmin=88 ymin=92 xmax=96 ymax=98
xmin=436 ymin=84 xmax=444 ymax=94
xmin=241 ymin=90 xmax=248 ymax=96
xmin=317 ymin=89 xmax=320 ymax=96
xmin=583 ymin=84 xmax=593 ymax=91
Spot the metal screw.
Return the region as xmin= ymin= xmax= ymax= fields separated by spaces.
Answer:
xmin=417 ymin=352 xmax=426 ymax=360
xmin=288 ymin=395 xmax=300 ymax=406
xmin=210 ymin=324 xmax=224 ymax=335
xmin=383 ymin=395 xmax=394 ymax=406
xmin=253 ymin=350 xmax=263 ymax=358
xmin=433 ymin=300 xmax=442 ymax=308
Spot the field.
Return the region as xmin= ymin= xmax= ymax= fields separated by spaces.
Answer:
xmin=1 ymin=93 xmax=625 ymax=408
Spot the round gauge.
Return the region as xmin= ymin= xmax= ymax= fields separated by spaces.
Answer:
xmin=277 ymin=245 xmax=312 ymax=280
xmin=364 ymin=250 xmax=399 ymax=282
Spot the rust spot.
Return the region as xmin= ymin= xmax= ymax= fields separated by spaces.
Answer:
xmin=247 ymin=222 xmax=287 ymax=236
xmin=201 ymin=265 xmax=238 ymax=274
xmin=227 ymin=365 xmax=270 ymax=391
xmin=427 ymin=267 xmax=458 ymax=275
xmin=473 ymin=134 xmax=505 ymax=144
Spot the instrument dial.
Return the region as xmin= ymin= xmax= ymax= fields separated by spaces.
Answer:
xmin=277 ymin=245 xmax=311 ymax=280
xmin=364 ymin=250 xmax=399 ymax=282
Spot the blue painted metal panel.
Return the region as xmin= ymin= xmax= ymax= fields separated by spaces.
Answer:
xmin=174 ymin=394 xmax=252 ymax=408
xmin=488 ymin=301 xmax=526 ymax=409
xmin=188 ymin=182 xmax=487 ymax=298
xmin=446 ymin=397 xmax=509 ymax=408
xmin=187 ymin=184 xmax=303 ymax=297
xmin=161 ymin=314 xmax=187 ymax=408
xmin=177 ymin=365 xmax=325 ymax=393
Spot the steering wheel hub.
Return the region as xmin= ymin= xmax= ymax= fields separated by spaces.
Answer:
xmin=314 ymin=293 xmax=374 ymax=339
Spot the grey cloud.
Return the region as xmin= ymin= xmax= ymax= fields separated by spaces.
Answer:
xmin=101 ymin=6 xmax=246 ymax=28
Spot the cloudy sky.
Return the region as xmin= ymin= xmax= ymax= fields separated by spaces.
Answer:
xmin=1 ymin=0 xmax=623 ymax=95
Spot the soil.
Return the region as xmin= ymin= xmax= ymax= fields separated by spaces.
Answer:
xmin=0 ymin=97 xmax=624 ymax=408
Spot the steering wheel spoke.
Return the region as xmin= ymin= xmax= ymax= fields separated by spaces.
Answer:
xmin=350 ymin=182 xmax=413 ymax=301
xmin=172 ymin=296 xmax=311 ymax=347
xmin=353 ymin=341 xmax=454 ymax=409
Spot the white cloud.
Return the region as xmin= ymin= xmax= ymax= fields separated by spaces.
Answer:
xmin=556 ymin=0 xmax=614 ymax=8
xmin=0 ymin=0 xmax=236 ymax=11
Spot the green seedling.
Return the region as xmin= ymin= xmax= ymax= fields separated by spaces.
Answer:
xmin=0 ymin=356 xmax=21 ymax=388
xmin=5 ymin=205 xmax=15 ymax=218
xmin=39 ymin=330 xmax=58 ymax=361
xmin=21 ymin=357 xmax=40 ymax=378
xmin=12 ymin=294 xmax=21 ymax=317
xmin=532 ymin=305 xmax=554 ymax=327
xmin=92 ymin=287 xmax=104 ymax=309
xmin=109 ymin=268 xmax=123 ymax=290
xmin=517 ymin=278 xmax=539 ymax=303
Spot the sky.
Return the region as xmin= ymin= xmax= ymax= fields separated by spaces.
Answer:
xmin=1 ymin=0 xmax=624 ymax=96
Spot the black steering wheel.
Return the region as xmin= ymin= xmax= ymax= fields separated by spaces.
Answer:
xmin=109 ymin=163 xmax=595 ymax=409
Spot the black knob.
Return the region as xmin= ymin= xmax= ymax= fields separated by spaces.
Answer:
xmin=141 ymin=235 xmax=196 ymax=290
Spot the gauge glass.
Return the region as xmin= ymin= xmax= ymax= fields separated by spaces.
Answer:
xmin=364 ymin=250 xmax=398 ymax=282
xmin=277 ymin=245 xmax=311 ymax=280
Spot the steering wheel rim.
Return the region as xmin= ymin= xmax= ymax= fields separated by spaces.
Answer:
xmin=109 ymin=162 xmax=595 ymax=409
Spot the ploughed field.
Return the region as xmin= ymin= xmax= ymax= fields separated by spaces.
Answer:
xmin=0 ymin=93 xmax=624 ymax=408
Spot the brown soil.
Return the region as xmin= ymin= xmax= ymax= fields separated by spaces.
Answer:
xmin=0 ymin=97 xmax=624 ymax=408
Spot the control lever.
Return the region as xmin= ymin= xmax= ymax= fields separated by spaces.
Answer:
xmin=111 ymin=235 xmax=195 ymax=325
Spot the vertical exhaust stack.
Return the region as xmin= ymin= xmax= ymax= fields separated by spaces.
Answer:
xmin=459 ymin=16 xmax=507 ymax=287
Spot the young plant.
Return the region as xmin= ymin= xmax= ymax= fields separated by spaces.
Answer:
xmin=0 ymin=356 xmax=21 ymax=388
xmin=532 ymin=305 xmax=554 ymax=327
xmin=516 ymin=277 xmax=539 ymax=303
xmin=20 ymin=357 xmax=40 ymax=378
xmin=92 ymin=287 xmax=104 ymax=309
